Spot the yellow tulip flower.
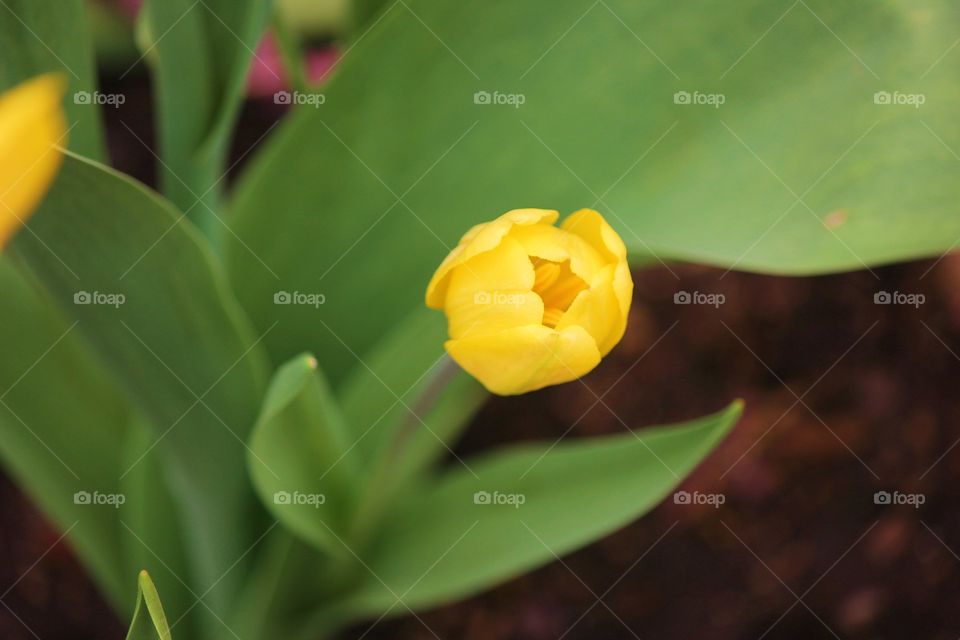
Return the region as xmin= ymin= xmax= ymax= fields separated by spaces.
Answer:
xmin=426 ymin=208 xmax=633 ymax=395
xmin=0 ymin=74 xmax=67 ymax=248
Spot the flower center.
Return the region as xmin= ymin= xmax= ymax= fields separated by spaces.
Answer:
xmin=531 ymin=258 xmax=588 ymax=328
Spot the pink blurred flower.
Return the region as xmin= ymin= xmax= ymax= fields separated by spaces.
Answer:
xmin=116 ymin=0 xmax=141 ymax=19
xmin=104 ymin=0 xmax=338 ymax=96
xmin=247 ymin=35 xmax=338 ymax=98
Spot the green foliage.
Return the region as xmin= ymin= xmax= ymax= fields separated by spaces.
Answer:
xmin=0 ymin=259 xmax=130 ymax=609
xmin=338 ymin=308 xmax=487 ymax=476
xmin=6 ymin=1 xmax=960 ymax=640
xmin=248 ymin=354 xmax=360 ymax=553
xmin=344 ymin=403 xmax=741 ymax=616
xmin=125 ymin=571 xmax=173 ymax=640
xmin=139 ymin=0 xmax=271 ymax=231
xmin=10 ymin=154 xmax=271 ymax=625
xmin=0 ymin=0 xmax=104 ymax=159
xmin=121 ymin=418 xmax=198 ymax=639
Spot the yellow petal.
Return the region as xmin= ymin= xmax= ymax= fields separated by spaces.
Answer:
xmin=561 ymin=208 xmax=628 ymax=262
xmin=444 ymin=236 xmax=543 ymax=339
xmin=445 ymin=324 xmax=601 ymax=395
xmin=508 ymin=222 xmax=607 ymax=282
xmin=425 ymin=208 xmax=558 ymax=308
xmin=557 ymin=265 xmax=624 ymax=355
xmin=0 ymin=74 xmax=67 ymax=248
xmin=561 ymin=208 xmax=632 ymax=328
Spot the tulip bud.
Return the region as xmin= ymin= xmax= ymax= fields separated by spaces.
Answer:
xmin=426 ymin=208 xmax=633 ymax=395
xmin=0 ymin=74 xmax=67 ymax=248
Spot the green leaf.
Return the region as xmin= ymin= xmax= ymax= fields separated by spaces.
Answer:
xmin=126 ymin=571 xmax=173 ymax=640
xmin=0 ymin=0 xmax=105 ymax=159
xmin=248 ymin=353 xmax=360 ymax=554
xmin=348 ymin=0 xmax=391 ymax=31
xmin=336 ymin=402 xmax=742 ymax=619
xmin=279 ymin=0 xmax=349 ymax=36
xmin=141 ymin=0 xmax=271 ymax=229
xmin=228 ymin=0 xmax=960 ymax=373
xmin=120 ymin=417 xmax=197 ymax=639
xmin=0 ymin=258 xmax=130 ymax=610
xmin=10 ymin=153 xmax=271 ymax=620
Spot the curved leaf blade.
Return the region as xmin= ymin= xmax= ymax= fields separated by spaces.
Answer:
xmin=126 ymin=570 xmax=173 ymax=640
xmin=0 ymin=259 xmax=131 ymax=610
xmin=340 ymin=402 xmax=742 ymax=617
xmin=248 ymin=354 xmax=360 ymax=554
xmin=10 ymin=153 xmax=271 ymax=619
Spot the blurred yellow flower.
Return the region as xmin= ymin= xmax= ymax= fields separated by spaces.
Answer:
xmin=0 ymin=74 xmax=67 ymax=248
xmin=426 ymin=208 xmax=633 ymax=395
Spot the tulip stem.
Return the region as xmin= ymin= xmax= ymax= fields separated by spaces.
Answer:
xmin=348 ymin=356 xmax=461 ymax=543
xmin=391 ymin=354 xmax=461 ymax=459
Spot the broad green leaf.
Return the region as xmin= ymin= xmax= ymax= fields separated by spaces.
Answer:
xmin=0 ymin=0 xmax=105 ymax=159
xmin=89 ymin=0 xmax=140 ymax=72
xmin=228 ymin=0 xmax=960 ymax=374
xmin=335 ymin=402 xmax=741 ymax=619
xmin=126 ymin=571 xmax=173 ymax=640
xmin=230 ymin=533 xmax=335 ymax=640
xmin=248 ymin=354 xmax=360 ymax=554
xmin=0 ymin=258 xmax=130 ymax=610
xmin=348 ymin=0 xmax=391 ymax=31
xmin=141 ymin=0 xmax=271 ymax=228
xmin=10 ymin=154 xmax=271 ymax=620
